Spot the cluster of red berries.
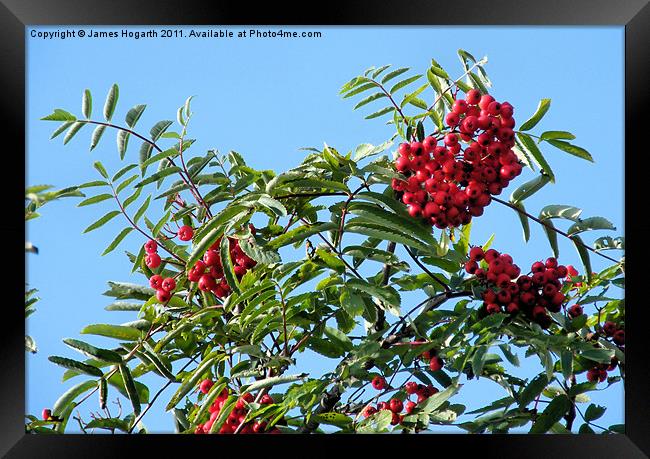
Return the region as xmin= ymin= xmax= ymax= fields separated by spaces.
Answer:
xmin=194 ymin=379 xmax=280 ymax=434
xmin=366 ymin=374 xmax=440 ymax=426
xmin=465 ymin=247 xmax=571 ymax=328
xmin=602 ymin=321 xmax=625 ymax=346
xmin=187 ymin=233 xmax=257 ymax=299
xmin=144 ymin=225 xmax=194 ymax=270
xmin=586 ymin=357 xmax=618 ymax=383
xmin=390 ymin=90 xmax=521 ymax=229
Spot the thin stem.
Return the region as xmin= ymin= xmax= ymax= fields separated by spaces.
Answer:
xmin=127 ymin=352 xmax=200 ymax=433
xmin=86 ymin=120 xmax=213 ymax=219
xmin=403 ymin=245 xmax=451 ymax=292
xmin=110 ymin=183 xmax=185 ymax=264
xmin=491 ymin=196 xmax=620 ymax=264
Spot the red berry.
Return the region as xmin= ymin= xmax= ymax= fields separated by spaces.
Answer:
xmin=144 ymin=240 xmax=158 ymax=254
xmin=149 ymin=274 xmax=163 ymax=290
xmin=199 ymin=379 xmax=214 ymax=394
xmin=405 ymin=401 xmax=417 ymax=414
xmin=486 ymin=303 xmax=502 ymax=314
xmin=429 ymin=356 xmax=444 ymax=372
xmin=42 ymin=408 xmax=52 ymax=421
xmin=156 ymin=289 xmax=171 ymax=303
xmin=161 ymin=277 xmax=176 ymax=292
xmin=405 ymin=381 xmax=418 ymax=395
xmin=145 ymin=253 xmax=161 ymax=269
xmin=568 ymin=304 xmax=583 ymax=319
xmin=389 ymin=398 xmax=404 ymax=413
xmin=203 ymin=250 xmax=220 ymax=266
xmin=395 ymin=156 xmax=411 ymax=172
xmin=613 ymin=329 xmax=625 ymax=345
xmin=466 ymin=89 xmax=481 ymax=105
xmin=362 ymin=406 xmax=377 ymax=418
xmin=371 ymin=376 xmax=386 ymax=390
xmin=469 ymin=246 xmax=485 ymax=261
xmin=198 ymin=274 xmax=216 ymax=292
xmin=602 ymin=321 xmax=617 ymax=337
xmin=260 ymin=394 xmax=274 ymax=404
xmin=178 ymin=225 xmax=194 ymax=241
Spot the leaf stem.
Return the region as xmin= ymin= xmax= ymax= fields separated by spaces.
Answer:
xmin=491 ymin=197 xmax=619 ymax=264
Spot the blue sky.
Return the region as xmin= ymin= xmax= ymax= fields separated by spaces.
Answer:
xmin=26 ymin=26 xmax=624 ymax=433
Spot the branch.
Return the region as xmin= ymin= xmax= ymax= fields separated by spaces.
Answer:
xmin=403 ymin=245 xmax=451 ymax=292
xmin=491 ymin=197 xmax=620 ymax=264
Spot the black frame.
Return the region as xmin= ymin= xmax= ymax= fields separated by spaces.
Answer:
xmin=5 ymin=0 xmax=648 ymax=457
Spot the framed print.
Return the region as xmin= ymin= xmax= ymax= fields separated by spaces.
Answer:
xmin=3 ymin=0 xmax=648 ymax=457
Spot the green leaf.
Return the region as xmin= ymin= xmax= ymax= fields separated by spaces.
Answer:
xmin=166 ymin=352 xmax=221 ymax=411
xmin=539 ymin=205 xmax=582 ymax=221
xmin=118 ymin=364 xmax=141 ymax=416
xmin=103 ymin=84 xmax=119 ymax=121
xmin=112 ymin=164 xmax=138 ymax=182
xmin=339 ymin=288 xmax=365 ymax=318
xmin=324 ymin=326 xmax=353 ymax=352
xmin=117 ymin=130 xmax=130 ymax=160
xmin=580 ymin=347 xmax=614 ymax=364
xmin=238 ymin=237 xmax=281 ymax=265
xmin=62 ymin=338 xmax=123 ymax=363
xmin=126 ymin=104 xmax=146 ymax=128
xmin=381 ymin=67 xmax=409 ymax=84
xmin=593 ymin=236 xmax=624 ymax=251
xmin=81 ymin=324 xmax=143 ymax=341
xmin=345 ymin=219 xmax=433 ymax=255
xmin=510 ymin=201 xmax=530 ymax=242
xmin=82 ymin=89 xmax=92 ymax=119
xmin=90 ymin=125 xmax=107 ymax=151
xmin=267 ymin=222 xmax=337 ymax=250
xmin=546 ymin=140 xmax=594 ymax=162
xmin=83 ymin=210 xmax=121 ymax=234
xmin=584 ymin=404 xmax=606 ymax=422
xmin=85 ymin=418 xmax=130 ymax=432
xmin=518 ymin=373 xmax=548 ymax=408
xmin=63 ymin=121 xmax=86 ymax=145
xmin=150 ymin=120 xmax=174 ymax=141
xmin=519 ymin=98 xmax=551 ymax=131
xmin=99 ymin=378 xmax=108 ymax=409
xmin=132 ymin=196 xmax=151 ymax=224
xmin=539 ymin=131 xmax=576 ymax=141
xmin=102 ymin=227 xmax=134 ymax=256
xmin=365 ymin=106 xmax=396 ymax=120
xmin=571 ymin=235 xmax=591 ymax=283
xmin=353 ymin=92 xmax=386 ymax=110
xmin=134 ymin=166 xmax=181 ymax=188
xmin=104 ymin=302 xmax=142 ymax=312
xmin=93 ymin=161 xmax=109 ymax=179
xmin=78 ymin=193 xmax=113 ymax=207
xmin=243 ymin=374 xmax=307 ymax=393
xmin=50 ymin=121 xmax=74 ymax=139
xmin=389 ymin=74 xmax=422 ymax=94
xmin=346 ymin=278 xmax=400 ymax=309
xmin=220 ymin=236 xmax=240 ymax=294
xmin=567 ymin=217 xmax=616 ymax=236
xmin=48 ymin=356 xmax=103 ymax=377
xmin=471 ymin=345 xmax=489 ymax=376
xmin=540 ymin=219 xmax=559 ymax=258
xmin=41 ymin=108 xmax=76 ymax=122
xmin=516 ymin=134 xmax=555 ymax=182
xmin=561 ymin=350 xmax=573 ymax=381
xmin=347 ymin=202 xmax=437 ymax=247
xmin=122 ymin=186 xmax=143 ymax=209
xmin=52 ymin=380 xmax=96 ymax=417
xmin=416 ymin=384 xmax=460 ymax=414
xmin=342 ymin=82 xmax=378 ymax=99
xmin=509 ymin=174 xmax=551 ymax=204
xmin=529 ymin=395 xmax=571 ymax=433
